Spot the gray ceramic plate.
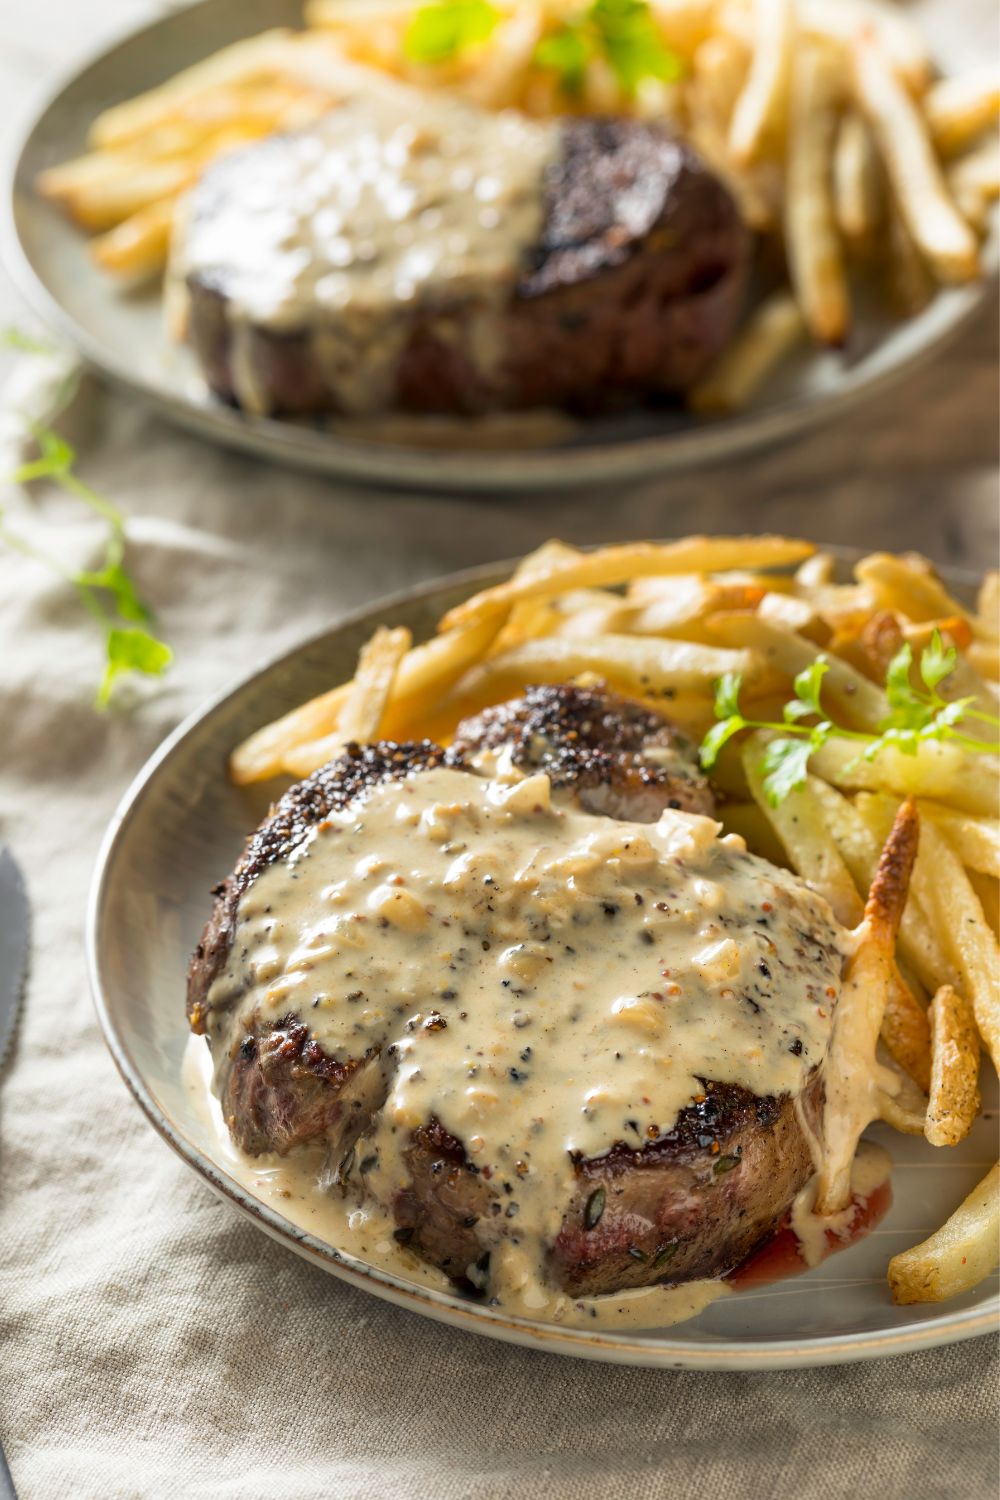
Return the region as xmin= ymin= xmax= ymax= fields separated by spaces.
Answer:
xmin=5 ymin=0 xmax=998 ymax=493
xmin=88 ymin=559 xmax=999 ymax=1367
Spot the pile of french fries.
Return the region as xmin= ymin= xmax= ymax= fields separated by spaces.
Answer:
xmin=36 ymin=3 xmax=998 ymax=412
xmin=231 ymin=535 xmax=1000 ymax=1305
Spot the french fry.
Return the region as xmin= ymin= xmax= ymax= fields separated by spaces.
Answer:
xmin=706 ymin=612 xmax=890 ymax=730
xmin=88 ymin=31 xmax=296 ymax=148
xmin=728 ymin=0 xmax=796 ymax=165
xmin=855 ymin=552 xmax=974 ymax=631
xmin=853 ymin=34 xmax=980 ymax=284
xmin=230 ymin=613 xmax=505 ymax=784
xmin=90 ymin=197 xmax=176 ymax=279
xmin=803 ymin=0 xmax=931 ymax=93
xmin=454 ymin=634 xmax=760 ymax=702
xmin=437 ymin=537 xmax=815 ymax=635
xmin=743 ymin=756 xmax=932 ymax=1088
xmin=884 ymin=202 xmax=935 ymax=318
xmin=284 ymin=625 xmax=411 ymax=777
xmin=919 ymin=820 xmax=1000 ymax=1070
xmin=925 ymin=984 xmax=981 ymax=1148
xmin=812 ymin=737 xmax=999 ymax=818
xmin=813 ymin=778 xmax=952 ymax=1004
xmin=947 ymin=138 xmax=1000 ymax=231
xmin=785 ymin=43 xmax=850 ymax=344
xmin=922 ymin=803 xmax=1000 ymax=879
xmin=834 ymin=110 xmax=880 ymax=244
xmin=743 ymin=748 xmax=863 ymax=924
xmin=888 ymin=1163 xmax=1000 ymax=1304
xmin=688 ymin=295 xmax=806 ymax=412
xmin=817 ymin=799 xmax=919 ymax=1213
xmin=925 ymin=68 xmax=1000 ymax=157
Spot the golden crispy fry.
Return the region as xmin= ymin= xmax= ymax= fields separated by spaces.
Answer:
xmin=626 ymin=577 xmax=765 ymax=639
xmin=853 ymin=34 xmax=980 ymax=283
xmin=803 ymin=0 xmax=931 ymax=93
xmin=785 ymin=43 xmax=850 ymax=345
xmin=947 ymin=138 xmax=1000 ymax=230
xmin=920 ymin=820 xmax=1000 ymax=1071
xmin=284 ymin=625 xmax=412 ymax=776
xmin=706 ymin=612 xmax=890 ymax=731
xmin=855 ymin=552 xmax=974 ymax=630
xmin=743 ymin=758 xmax=932 ymax=1088
xmin=743 ymin=749 xmax=863 ymax=924
xmin=925 ymin=984 xmax=981 ymax=1148
xmin=881 ymin=974 xmax=932 ymax=1094
xmin=812 ymin=738 xmax=999 ymax=818
xmin=437 ymin=537 xmax=814 ymax=635
xmin=922 ymin=804 xmax=1000 ymax=879
xmin=925 ymin=68 xmax=1000 ymax=157
xmin=818 ymin=799 xmax=919 ymax=1214
xmin=728 ymin=0 xmax=796 ymax=165
xmin=230 ymin=614 xmax=504 ymax=784
xmin=976 ymin=573 xmax=1000 ymax=638
xmin=888 ymin=1163 xmax=1000 ymax=1304
xmin=834 ymin=110 xmax=880 ymax=244
xmin=884 ymin=202 xmax=935 ymax=318
xmin=90 ymin=197 xmax=175 ymax=279
xmin=850 ymin=790 xmax=963 ymax=994
xmin=88 ymin=30 xmax=295 ymax=148
xmin=454 ymin=634 xmax=759 ymax=703
xmin=688 ymin=295 xmax=806 ymax=412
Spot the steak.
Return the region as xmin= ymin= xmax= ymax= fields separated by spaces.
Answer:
xmin=177 ymin=107 xmax=748 ymax=418
xmin=189 ymin=685 xmax=835 ymax=1301
xmin=451 ymin=681 xmax=713 ymax=820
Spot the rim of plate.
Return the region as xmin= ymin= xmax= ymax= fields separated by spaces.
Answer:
xmin=3 ymin=0 xmax=995 ymax=493
xmin=87 ymin=555 xmax=999 ymax=1367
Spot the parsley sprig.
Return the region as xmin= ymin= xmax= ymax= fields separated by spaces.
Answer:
xmin=2 ymin=414 xmax=172 ymax=708
xmin=404 ymin=0 xmax=682 ymax=97
xmin=536 ymin=0 xmax=683 ymax=98
xmin=699 ymin=633 xmax=1000 ymax=807
xmin=405 ymin=0 xmax=501 ymax=63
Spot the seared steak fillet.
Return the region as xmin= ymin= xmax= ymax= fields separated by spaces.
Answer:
xmin=452 ymin=682 xmax=713 ymax=820
xmin=394 ymin=1079 xmax=822 ymax=1295
xmin=181 ymin=115 xmax=748 ymax=418
xmin=187 ymin=739 xmax=452 ymax=1036
xmin=189 ymin=686 xmax=830 ymax=1298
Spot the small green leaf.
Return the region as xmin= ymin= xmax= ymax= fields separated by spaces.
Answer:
xmin=404 ymin=0 xmax=499 ymax=62
xmin=590 ymin=0 xmax=683 ymax=94
xmin=78 ymin=559 xmax=150 ymax=624
xmin=534 ymin=24 xmax=593 ymax=93
xmin=760 ymin=737 xmax=813 ymax=806
xmin=2 ymin=327 xmax=55 ymax=355
xmin=699 ymin=716 xmax=744 ymax=771
xmin=97 ymin=626 xmax=172 ymax=709
xmin=713 ymin=670 xmax=743 ymax=720
xmin=919 ymin=628 xmax=957 ymax=694
xmin=792 ymin=657 xmax=828 ymax=717
xmin=884 ymin=642 xmax=918 ymax=710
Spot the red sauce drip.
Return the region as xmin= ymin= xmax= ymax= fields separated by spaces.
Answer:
xmin=726 ymin=1179 xmax=893 ymax=1291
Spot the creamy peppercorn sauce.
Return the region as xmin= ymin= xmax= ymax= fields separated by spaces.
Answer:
xmin=203 ymin=756 xmax=854 ymax=1324
xmin=170 ymin=85 xmax=559 ymax=417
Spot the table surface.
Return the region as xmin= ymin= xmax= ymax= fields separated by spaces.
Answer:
xmin=0 ymin=5 xmax=997 ymax=1500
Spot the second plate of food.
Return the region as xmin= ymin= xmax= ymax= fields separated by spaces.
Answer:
xmin=89 ymin=536 xmax=999 ymax=1367
xmin=6 ymin=0 xmax=998 ymax=490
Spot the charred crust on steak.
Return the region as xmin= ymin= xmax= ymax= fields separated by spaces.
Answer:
xmin=451 ymin=683 xmax=714 ymax=818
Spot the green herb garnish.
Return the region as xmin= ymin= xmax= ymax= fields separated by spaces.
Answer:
xmin=535 ymin=0 xmax=683 ymax=99
xmin=404 ymin=0 xmax=500 ymax=63
xmin=2 ymin=417 xmax=172 ymax=708
xmin=699 ymin=634 xmax=1000 ymax=806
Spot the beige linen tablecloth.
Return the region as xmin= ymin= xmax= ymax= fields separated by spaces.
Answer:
xmin=0 ymin=307 xmax=998 ymax=1499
